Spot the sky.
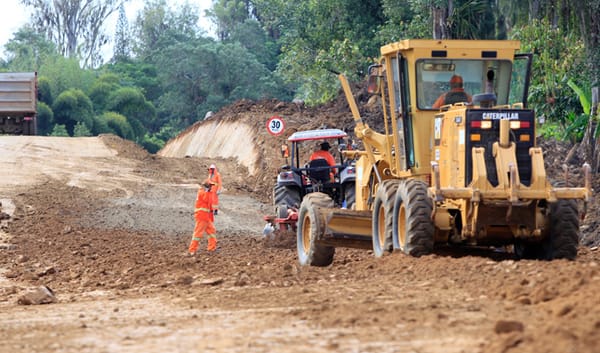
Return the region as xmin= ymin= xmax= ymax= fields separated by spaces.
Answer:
xmin=0 ymin=0 xmax=214 ymax=61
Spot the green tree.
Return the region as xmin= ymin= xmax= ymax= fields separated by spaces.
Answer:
xmin=37 ymin=76 xmax=53 ymax=106
xmin=50 ymin=124 xmax=69 ymax=136
xmin=512 ymin=19 xmax=586 ymax=126
xmin=132 ymin=0 xmax=200 ymax=61
xmin=21 ymin=0 xmax=124 ymax=67
xmin=52 ymin=89 xmax=94 ymax=135
xmin=73 ymin=121 xmax=93 ymax=136
xmin=89 ymin=73 xmax=122 ymax=112
xmin=3 ymin=25 xmax=58 ymax=71
xmin=266 ymin=0 xmax=384 ymax=104
xmin=36 ymin=101 xmax=54 ymax=136
xmin=207 ymin=0 xmax=251 ymax=41
xmin=101 ymin=111 xmax=133 ymax=139
xmin=106 ymin=87 xmax=156 ymax=139
xmin=91 ymin=113 xmax=114 ymax=135
xmin=229 ymin=19 xmax=278 ymax=70
xmin=112 ymin=3 xmax=130 ymax=62
xmin=39 ymin=56 xmax=95 ymax=97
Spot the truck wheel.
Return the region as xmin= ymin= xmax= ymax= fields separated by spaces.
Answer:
xmin=273 ymin=185 xmax=301 ymax=212
xmin=297 ymin=192 xmax=335 ymax=266
xmin=392 ymin=179 xmax=434 ymax=256
xmin=344 ymin=182 xmax=355 ymax=209
xmin=372 ymin=180 xmax=400 ymax=257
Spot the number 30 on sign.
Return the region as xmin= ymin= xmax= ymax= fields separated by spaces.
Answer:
xmin=266 ymin=116 xmax=285 ymax=136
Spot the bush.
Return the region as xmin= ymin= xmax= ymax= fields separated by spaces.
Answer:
xmin=50 ymin=124 xmax=69 ymax=137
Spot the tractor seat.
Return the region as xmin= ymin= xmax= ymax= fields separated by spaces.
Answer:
xmin=308 ymin=158 xmax=331 ymax=183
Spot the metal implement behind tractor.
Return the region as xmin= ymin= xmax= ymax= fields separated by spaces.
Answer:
xmin=297 ymin=39 xmax=592 ymax=266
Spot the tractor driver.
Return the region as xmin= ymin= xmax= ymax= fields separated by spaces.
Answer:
xmin=309 ymin=141 xmax=337 ymax=180
xmin=432 ymin=74 xmax=472 ymax=108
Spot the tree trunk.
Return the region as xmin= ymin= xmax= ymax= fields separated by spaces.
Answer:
xmin=432 ymin=6 xmax=449 ymax=39
xmin=580 ymin=87 xmax=599 ymax=171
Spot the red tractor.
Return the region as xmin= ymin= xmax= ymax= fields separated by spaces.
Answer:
xmin=264 ymin=128 xmax=357 ymax=237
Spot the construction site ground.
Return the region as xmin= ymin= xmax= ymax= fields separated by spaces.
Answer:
xmin=1 ymin=96 xmax=600 ymax=353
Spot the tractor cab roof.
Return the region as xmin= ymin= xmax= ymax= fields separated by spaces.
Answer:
xmin=287 ymin=128 xmax=347 ymax=142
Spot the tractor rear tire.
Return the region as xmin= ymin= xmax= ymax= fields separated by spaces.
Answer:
xmin=273 ymin=185 xmax=301 ymax=211
xmin=344 ymin=182 xmax=356 ymax=209
xmin=297 ymin=192 xmax=335 ymax=266
xmin=372 ymin=180 xmax=400 ymax=257
xmin=392 ymin=179 xmax=434 ymax=256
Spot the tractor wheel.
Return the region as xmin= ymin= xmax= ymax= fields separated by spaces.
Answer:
xmin=297 ymin=192 xmax=335 ymax=266
xmin=392 ymin=179 xmax=434 ymax=256
xmin=372 ymin=180 xmax=400 ymax=257
xmin=276 ymin=204 xmax=289 ymax=219
xmin=515 ymin=200 xmax=579 ymax=260
xmin=344 ymin=182 xmax=356 ymax=209
xmin=273 ymin=185 xmax=301 ymax=211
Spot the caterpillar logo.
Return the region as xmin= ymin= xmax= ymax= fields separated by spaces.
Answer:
xmin=482 ymin=112 xmax=519 ymax=120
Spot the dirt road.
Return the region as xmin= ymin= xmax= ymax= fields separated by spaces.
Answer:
xmin=1 ymin=135 xmax=599 ymax=353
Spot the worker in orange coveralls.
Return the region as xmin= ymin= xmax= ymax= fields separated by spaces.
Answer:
xmin=204 ymin=164 xmax=222 ymax=215
xmin=310 ymin=141 xmax=337 ymax=180
xmin=188 ymin=181 xmax=218 ymax=255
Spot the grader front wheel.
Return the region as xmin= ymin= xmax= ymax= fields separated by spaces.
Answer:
xmin=372 ymin=180 xmax=401 ymax=257
xmin=392 ymin=179 xmax=434 ymax=256
xmin=297 ymin=193 xmax=335 ymax=266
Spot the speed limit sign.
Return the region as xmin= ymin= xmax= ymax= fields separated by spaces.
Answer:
xmin=266 ymin=116 xmax=285 ymax=136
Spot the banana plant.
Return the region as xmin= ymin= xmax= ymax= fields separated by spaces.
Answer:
xmin=564 ymin=79 xmax=597 ymax=142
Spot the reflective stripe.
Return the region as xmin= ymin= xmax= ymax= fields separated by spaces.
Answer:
xmin=192 ymin=237 xmax=202 ymax=241
xmin=195 ymin=207 xmax=211 ymax=212
xmin=207 ymin=234 xmax=216 ymax=239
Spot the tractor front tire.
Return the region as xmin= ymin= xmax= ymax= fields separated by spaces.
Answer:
xmin=297 ymin=193 xmax=335 ymax=266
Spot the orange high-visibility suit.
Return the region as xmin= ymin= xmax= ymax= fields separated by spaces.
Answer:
xmin=310 ymin=149 xmax=337 ymax=180
xmin=204 ymin=165 xmax=222 ymax=212
xmin=188 ymin=184 xmax=217 ymax=254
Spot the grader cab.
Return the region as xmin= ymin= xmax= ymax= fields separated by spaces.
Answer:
xmin=297 ymin=39 xmax=592 ymax=267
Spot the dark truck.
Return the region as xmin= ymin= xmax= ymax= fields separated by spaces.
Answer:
xmin=0 ymin=72 xmax=37 ymax=135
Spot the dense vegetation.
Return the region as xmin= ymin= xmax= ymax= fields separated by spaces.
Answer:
xmin=1 ymin=0 xmax=599 ymax=152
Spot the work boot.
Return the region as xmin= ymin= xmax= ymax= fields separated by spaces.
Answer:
xmin=207 ymin=238 xmax=217 ymax=252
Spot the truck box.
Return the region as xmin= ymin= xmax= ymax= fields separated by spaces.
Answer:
xmin=0 ymin=72 xmax=37 ymax=135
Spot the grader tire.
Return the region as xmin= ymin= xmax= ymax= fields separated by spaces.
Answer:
xmin=372 ymin=180 xmax=400 ymax=257
xmin=515 ymin=200 xmax=579 ymax=260
xmin=297 ymin=192 xmax=335 ymax=266
xmin=392 ymin=179 xmax=434 ymax=256
xmin=544 ymin=200 xmax=579 ymax=260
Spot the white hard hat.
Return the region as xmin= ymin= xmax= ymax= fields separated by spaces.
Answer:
xmin=209 ymin=164 xmax=216 ymax=169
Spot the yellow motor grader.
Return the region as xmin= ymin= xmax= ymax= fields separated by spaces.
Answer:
xmin=297 ymin=39 xmax=592 ymax=266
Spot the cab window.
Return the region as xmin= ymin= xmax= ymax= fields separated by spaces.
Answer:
xmin=416 ymin=59 xmax=513 ymax=109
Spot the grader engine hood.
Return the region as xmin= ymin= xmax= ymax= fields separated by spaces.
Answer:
xmin=464 ymin=109 xmax=535 ymax=187
xmin=432 ymin=106 xmax=591 ymax=204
